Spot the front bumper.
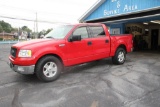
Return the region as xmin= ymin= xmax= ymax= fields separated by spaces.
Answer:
xmin=10 ymin=62 xmax=35 ymax=74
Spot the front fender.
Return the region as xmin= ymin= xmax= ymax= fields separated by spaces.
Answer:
xmin=32 ymin=46 xmax=65 ymax=65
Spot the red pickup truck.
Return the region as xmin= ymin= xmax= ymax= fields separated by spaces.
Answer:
xmin=9 ymin=23 xmax=133 ymax=82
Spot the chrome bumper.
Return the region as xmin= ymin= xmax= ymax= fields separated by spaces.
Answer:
xmin=10 ymin=62 xmax=35 ymax=74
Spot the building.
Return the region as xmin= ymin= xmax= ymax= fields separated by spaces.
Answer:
xmin=0 ymin=33 xmax=15 ymax=40
xmin=79 ymin=0 xmax=160 ymax=51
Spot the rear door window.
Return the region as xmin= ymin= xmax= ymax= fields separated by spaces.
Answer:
xmin=90 ymin=26 xmax=106 ymax=37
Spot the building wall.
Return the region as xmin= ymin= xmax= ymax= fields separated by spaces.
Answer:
xmin=0 ymin=35 xmax=14 ymax=40
xmin=105 ymin=23 xmax=125 ymax=34
xmin=85 ymin=0 xmax=160 ymax=21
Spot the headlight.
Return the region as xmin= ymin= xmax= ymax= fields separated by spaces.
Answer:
xmin=18 ymin=50 xmax=32 ymax=57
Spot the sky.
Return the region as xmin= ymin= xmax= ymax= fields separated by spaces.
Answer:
xmin=0 ymin=0 xmax=97 ymax=31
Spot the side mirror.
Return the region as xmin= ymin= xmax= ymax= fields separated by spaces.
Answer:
xmin=69 ymin=35 xmax=81 ymax=42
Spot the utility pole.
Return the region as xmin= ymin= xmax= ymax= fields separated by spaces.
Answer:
xmin=36 ymin=12 xmax=38 ymax=38
xmin=33 ymin=21 xmax=35 ymax=39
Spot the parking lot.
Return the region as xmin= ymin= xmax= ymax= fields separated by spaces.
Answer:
xmin=0 ymin=44 xmax=160 ymax=107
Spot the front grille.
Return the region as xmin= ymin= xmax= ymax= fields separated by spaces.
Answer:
xmin=10 ymin=47 xmax=17 ymax=57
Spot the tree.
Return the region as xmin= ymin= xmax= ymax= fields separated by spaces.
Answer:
xmin=0 ymin=25 xmax=3 ymax=33
xmin=21 ymin=26 xmax=32 ymax=32
xmin=0 ymin=20 xmax=13 ymax=33
xmin=39 ymin=30 xmax=46 ymax=36
xmin=39 ymin=28 xmax=53 ymax=36
xmin=45 ymin=28 xmax=53 ymax=35
xmin=22 ymin=26 xmax=27 ymax=30
xmin=12 ymin=27 xmax=18 ymax=32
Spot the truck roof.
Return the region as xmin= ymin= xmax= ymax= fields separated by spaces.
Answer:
xmin=66 ymin=23 xmax=103 ymax=26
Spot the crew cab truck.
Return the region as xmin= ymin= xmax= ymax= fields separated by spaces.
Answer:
xmin=9 ymin=23 xmax=133 ymax=82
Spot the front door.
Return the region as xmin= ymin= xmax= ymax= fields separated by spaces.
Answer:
xmin=66 ymin=26 xmax=93 ymax=65
xmin=151 ymin=29 xmax=159 ymax=50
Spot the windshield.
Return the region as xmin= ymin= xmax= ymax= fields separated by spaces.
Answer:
xmin=44 ymin=25 xmax=74 ymax=39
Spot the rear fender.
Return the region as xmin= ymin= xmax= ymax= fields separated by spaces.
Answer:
xmin=110 ymin=39 xmax=127 ymax=56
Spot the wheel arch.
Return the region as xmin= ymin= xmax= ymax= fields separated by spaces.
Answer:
xmin=116 ymin=44 xmax=127 ymax=54
xmin=35 ymin=53 xmax=63 ymax=68
xmin=35 ymin=54 xmax=63 ymax=82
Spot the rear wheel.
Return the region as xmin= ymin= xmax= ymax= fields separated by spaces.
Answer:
xmin=112 ymin=48 xmax=126 ymax=65
xmin=35 ymin=56 xmax=63 ymax=82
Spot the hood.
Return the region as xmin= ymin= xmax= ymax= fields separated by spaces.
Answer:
xmin=12 ymin=39 xmax=57 ymax=49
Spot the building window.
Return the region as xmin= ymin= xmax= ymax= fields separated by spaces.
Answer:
xmin=112 ymin=28 xmax=120 ymax=34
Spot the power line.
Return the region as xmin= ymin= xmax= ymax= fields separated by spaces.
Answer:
xmin=0 ymin=15 xmax=70 ymax=24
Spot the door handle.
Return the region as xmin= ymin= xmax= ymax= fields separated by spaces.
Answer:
xmin=87 ymin=41 xmax=92 ymax=45
xmin=105 ymin=39 xmax=109 ymax=43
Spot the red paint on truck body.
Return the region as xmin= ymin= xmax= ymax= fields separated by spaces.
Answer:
xmin=9 ymin=23 xmax=133 ymax=67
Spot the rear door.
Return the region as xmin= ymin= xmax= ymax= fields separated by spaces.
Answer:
xmin=89 ymin=25 xmax=110 ymax=59
xmin=66 ymin=26 xmax=93 ymax=65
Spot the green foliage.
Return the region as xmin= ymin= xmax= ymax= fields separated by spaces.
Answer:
xmin=0 ymin=20 xmax=32 ymax=34
xmin=12 ymin=27 xmax=18 ymax=32
xmin=45 ymin=28 xmax=53 ymax=35
xmin=38 ymin=30 xmax=46 ymax=36
xmin=0 ymin=25 xmax=3 ymax=33
xmin=39 ymin=28 xmax=53 ymax=36
xmin=0 ymin=20 xmax=12 ymax=33
xmin=22 ymin=26 xmax=27 ymax=30
xmin=0 ymin=38 xmax=3 ymax=41
xmin=21 ymin=26 xmax=32 ymax=32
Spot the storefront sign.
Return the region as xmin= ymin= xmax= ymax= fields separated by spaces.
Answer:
xmin=104 ymin=0 xmax=138 ymax=16
xmin=84 ymin=0 xmax=160 ymax=21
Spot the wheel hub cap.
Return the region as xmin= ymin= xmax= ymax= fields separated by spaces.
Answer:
xmin=118 ymin=51 xmax=125 ymax=62
xmin=43 ymin=62 xmax=57 ymax=78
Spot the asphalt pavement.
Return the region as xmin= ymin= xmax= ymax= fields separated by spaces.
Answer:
xmin=0 ymin=44 xmax=160 ymax=107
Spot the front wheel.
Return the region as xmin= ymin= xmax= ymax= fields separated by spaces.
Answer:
xmin=35 ymin=56 xmax=63 ymax=82
xmin=112 ymin=48 xmax=126 ymax=65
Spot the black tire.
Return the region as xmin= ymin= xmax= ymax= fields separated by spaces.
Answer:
xmin=35 ymin=56 xmax=63 ymax=82
xmin=112 ymin=48 xmax=126 ymax=65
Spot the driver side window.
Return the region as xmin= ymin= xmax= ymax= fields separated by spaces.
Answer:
xmin=73 ymin=27 xmax=89 ymax=39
